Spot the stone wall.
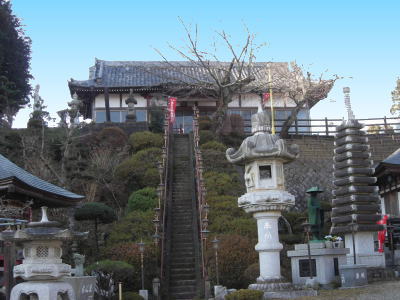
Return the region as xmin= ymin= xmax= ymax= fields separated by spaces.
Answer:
xmin=284 ymin=134 xmax=400 ymax=210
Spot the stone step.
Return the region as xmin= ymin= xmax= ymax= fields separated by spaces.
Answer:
xmin=170 ymin=285 xmax=197 ymax=294
xmin=170 ymin=273 xmax=196 ymax=281
xmin=169 ymin=267 xmax=196 ymax=275
xmin=170 ymin=257 xmax=195 ymax=264
xmin=170 ymin=293 xmax=197 ymax=300
xmin=170 ymin=279 xmax=197 ymax=287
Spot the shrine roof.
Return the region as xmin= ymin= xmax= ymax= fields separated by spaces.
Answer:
xmin=375 ymin=147 xmax=400 ymax=176
xmin=382 ymin=148 xmax=400 ymax=166
xmin=0 ymin=154 xmax=84 ymax=207
xmin=69 ymin=59 xmax=288 ymax=91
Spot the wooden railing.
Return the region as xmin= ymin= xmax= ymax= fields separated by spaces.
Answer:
xmin=243 ymin=116 xmax=400 ymax=136
xmin=192 ymin=106 xmax=209 ymax=287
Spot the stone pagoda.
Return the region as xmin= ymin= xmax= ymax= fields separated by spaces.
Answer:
xmin=331 ymin=88 xmax=384 ymax=267
xmin=226 ymin=104 xmax=316 ymax=297
xmin=1 ymin=207 xmax=87 ymax=300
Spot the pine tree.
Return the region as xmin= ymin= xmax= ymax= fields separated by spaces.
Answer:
xmin=0 ymin=0 xmax=32 ymax=127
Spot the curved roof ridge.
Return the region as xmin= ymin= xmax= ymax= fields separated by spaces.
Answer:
xmin=0 ymin=154 xmax=84 ymax=200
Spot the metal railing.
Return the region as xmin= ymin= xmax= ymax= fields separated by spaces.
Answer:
xmin=242 ymin=116 xmax=400 ymax=136
xmin=192 ymin=106 xmax=209 ymax=287
xmin=154 ymin=109 xmax=172 ymax=283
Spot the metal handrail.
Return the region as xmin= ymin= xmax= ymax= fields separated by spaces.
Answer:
xmin=155 ymin=109 xmax=172 ymax=282
xmin=192 ymin=106 xmax=209 ymax=283
xmin=240 ymin=116 xmax=400 ymax=136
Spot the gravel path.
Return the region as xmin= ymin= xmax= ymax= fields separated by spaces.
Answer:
xmin=295 ymin=280 xmax=400 ymax=300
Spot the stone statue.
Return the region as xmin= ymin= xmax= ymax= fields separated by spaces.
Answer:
xmin=33 ymin=84 xmax=41 ymax=111
xmin=72 ymin=253 xmax=85 ymax=277
xmin=306 ymin=187 xmax=324 ymax=241
xmin=125 ymin=89 xmax=137 ymax=122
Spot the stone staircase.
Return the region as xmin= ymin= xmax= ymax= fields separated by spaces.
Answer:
xmin=167 ymin=134 xmax=200 ymax=299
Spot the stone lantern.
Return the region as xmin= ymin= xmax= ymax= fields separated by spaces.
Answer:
xmin=226 ymin=104 xmax=299 ymax=286
xmin=1 ymin=207 xmax=87 ymax=300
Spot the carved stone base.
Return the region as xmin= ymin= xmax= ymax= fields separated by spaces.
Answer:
xmin=239 ymin=190 xmax=295 ymax=213
xmin=11 ymin=281 xmax=75 ymax=300
xmin=249 ymin=281 xmax=318 ymax=299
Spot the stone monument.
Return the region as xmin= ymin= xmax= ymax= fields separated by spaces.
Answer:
xmin=226 ymin=104 xmax=316 ymax=298
xmin=125 ymin=89 xmax=137 ymax=123
xmin=1 ymin=206 xmax=87 ymax=300
xmin=331 ymin=87 xmax=384 ymax=268
xmin=287 ymin=187 xmax=349 ymax=287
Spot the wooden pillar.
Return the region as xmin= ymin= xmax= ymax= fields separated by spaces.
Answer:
xmin=4 ymin=241 xmax=15 ymax=300
xmin=104 ymin=87 xmax=111 ymax=122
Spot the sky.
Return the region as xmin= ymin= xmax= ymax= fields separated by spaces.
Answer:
xmin=10 ymin=0 xmax=400 ymax=128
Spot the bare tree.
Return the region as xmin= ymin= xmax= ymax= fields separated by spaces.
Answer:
xmin=272 ymin=62 xmax=339 ymax=137
xmin=391 ymin=78 xmax=400 ymax=117
xmin=155 ymin=21 xmax=338 ymax=137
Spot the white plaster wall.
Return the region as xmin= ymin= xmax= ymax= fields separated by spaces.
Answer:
xmin=241 ymin=94 xmax=260 ymax=107
xmin=94 ymin=92 xmax=296 ymax=109
xmin=96 ymin=93 xmax=148 ymax=108
xmin=95 ymin=95 xmax=105 ymax=108
xmin=95 ymin=94 xmax=120 ymax=108
xmin=198 ymin=101 xmax=216 ymax=107
xmin=109 ymin=95 xmax=120 ymax=107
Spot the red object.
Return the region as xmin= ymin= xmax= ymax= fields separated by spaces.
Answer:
xmin=377 ymin=215 xmax=388 ymax=253
xmin=262 ymin=92 xmax=270 ymax=104
xmin=168 ymin=97 xmax=177 ymax=123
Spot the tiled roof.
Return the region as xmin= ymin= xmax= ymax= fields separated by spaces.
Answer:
xmin=0 ymin=154 xmax=84 ymax=201
xmin=69 ymin=59 xmax=287 ymax=90
xmin=382 ymin=148 xmax=400 ymax=166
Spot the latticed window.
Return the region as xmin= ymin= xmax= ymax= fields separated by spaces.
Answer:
xmin=54 ymin=247 xmax=62 ymax=258
xmin=36 ymin=246 xmax=49 ymax=258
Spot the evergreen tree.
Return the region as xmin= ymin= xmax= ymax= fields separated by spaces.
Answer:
xmin=0 ymin=0 xmax=32 ymax=127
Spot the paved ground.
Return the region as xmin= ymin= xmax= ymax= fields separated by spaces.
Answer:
xmin=295 ymin=280 xmax=400 ymax=300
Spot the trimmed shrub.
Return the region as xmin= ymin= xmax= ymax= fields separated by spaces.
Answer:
xmin=96 ymin=127 xmax=128 ymax=149
xmin=225 ymin=289 xmax=263 ymax=300
xmin=207 ymin=235 xmax=258 ymax=289
xmin=201 ymin=149 xmax=237 ymax=173
xmin=128 ymin=131 xmax=163 ymax=153
xmin=103 ymin=242 xmax=157 ymax=291
xmin=204 ymin=171 xmax=245 ymax=197
xmin=115 ymin=147 xmax=161 ymax=189
xmin=122 ymin=292 xmax=144 ymax=300
xmin=199 ymin=116 xmax=212 ymax=130
xmin=86 ymin=260 xmax=135 ymax=291
xmin=74 ymin=202 xmax=116 ymax=224
xmin=148 ymin=106 xmax=164 ymax=133
xmin=243 ymin=263 xmax=259 ymax=285
xmin=199 ymin=130 xmax=215 ymax=144
xmin=201 ymin=141 xmax=226 ymax=152
xmin=127 ymin=187 xmax=158 ymax=212
xmin=107 ymin=210 xmax=154 ymax=245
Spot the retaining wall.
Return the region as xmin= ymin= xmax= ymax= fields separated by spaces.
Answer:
xmin=284 ymin=134 xmax=400 ymax=210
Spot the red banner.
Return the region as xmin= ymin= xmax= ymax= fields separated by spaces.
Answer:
xmin=168 ymin=97 xmax=177 ymax=123
xmin=262 ymin=92 xmax=270 ymax=105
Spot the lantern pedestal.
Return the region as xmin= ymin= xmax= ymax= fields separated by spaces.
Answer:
xmin=254 ymin=211 xmax=283 ymax=281
xmin=239 ymin=190 xmax=295 ymax=282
